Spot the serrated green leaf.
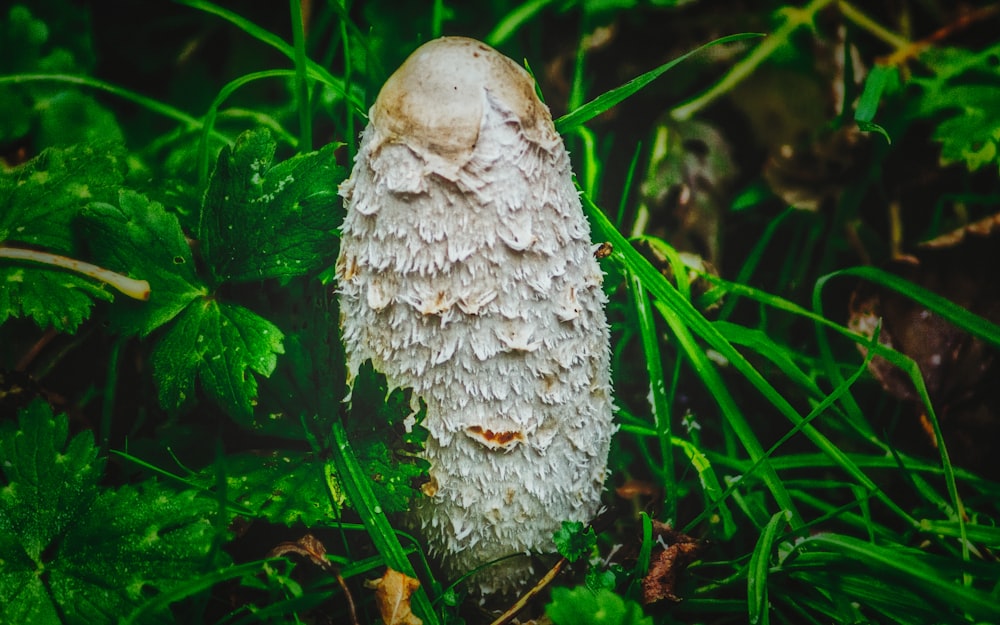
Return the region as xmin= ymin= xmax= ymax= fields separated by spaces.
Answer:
xmin=151 ymin=298 xmax=284 ymax=420
xmin=914 ymin=43 xmax=1000 ymax=172
xmin=0 ymin=141 xmax=127 ymax=331
xmin=0 ymin=266 xmax=112 ymax=332
xmin=0 ymin=401 xmax=223 ymax=625
xmin=0 ymin=400 xmax=102 ymax=560
xmin=200 ymin=129 xmax=344 ymax=284
xmin=0 ymin=141 xmax=125 ymax=252
xmin=194 ymin=451 xmax=341 ymax=526
xmin=81 ymin=190 xmax=206 ymax=337
xmin=554 ymin=521 xmax=597 ymax=563
xmin=546 ymin=586 xmax=653 ymax=625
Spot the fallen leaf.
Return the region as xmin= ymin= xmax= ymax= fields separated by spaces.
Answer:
xmin=641 ymin=522 xmax=703 ymax=604
xmin=848 ymin=223 xmax=1000 ymax=478
xmin=266 ymin=533 xmax=336 ymax=573
xmin=370 ymin=568 xmax=423 ymax=625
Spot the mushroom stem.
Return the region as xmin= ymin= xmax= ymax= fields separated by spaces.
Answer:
xmin=0 ymin=246 xmax=151 ymax=301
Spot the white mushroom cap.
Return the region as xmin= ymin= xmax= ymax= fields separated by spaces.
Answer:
xmin=371 ymin=36 xmax=556 ymax=164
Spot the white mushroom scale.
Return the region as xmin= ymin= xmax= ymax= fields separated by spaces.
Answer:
xmin=335 ymin=36 xmax=615 ymax=595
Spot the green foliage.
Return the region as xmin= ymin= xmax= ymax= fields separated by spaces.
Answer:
xmin=546 ymin=586 xmax=652 ymax=625
xmin=553 ymin=520 xmax=598 ymax=563
xmin=81 ymin=190 xmax=205 ymax=337
xmin=915 ymin=42 xmax=1000 ymax=172
xmin=0 ymin=401 xmax=223 ymax=625
xmin=347 ymin=360 xmax=429 ymax=515
xmin=0 ymin=141 xmax=125 ymax=331
xmin=196 ymin=451 xmax=339 ymax=526
xmin=200 ymin=130 xmax=343 ymax=284
xmin=151 ymin=298 xmax=284 ymax=419
xmin=0 ymin=5 xmax=120 ymax=148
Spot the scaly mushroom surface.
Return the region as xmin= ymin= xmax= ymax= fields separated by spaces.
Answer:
xmin=336 ymin=36 xmax=614 ymax=595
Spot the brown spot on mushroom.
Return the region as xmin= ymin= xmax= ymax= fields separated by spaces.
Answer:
xmin=465 ymin=425 xmax=524 ymax=449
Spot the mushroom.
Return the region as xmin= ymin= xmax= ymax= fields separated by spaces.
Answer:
xmin=336 ymin=36 xmax=614 ymax=595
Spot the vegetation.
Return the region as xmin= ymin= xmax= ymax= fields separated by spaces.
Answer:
xmin=2 ymin=1 xmax=999 ymax=624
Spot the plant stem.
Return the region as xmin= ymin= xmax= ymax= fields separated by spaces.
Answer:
xmin=0 ymin=247 xmax=150 ymax=301
xmin=290 ymin=0 xmax=312 ymax=152
xmin=672 ymin=0 xmax=836 ymax=121
xmin=838 ymin=1 xmax=911 ymax=50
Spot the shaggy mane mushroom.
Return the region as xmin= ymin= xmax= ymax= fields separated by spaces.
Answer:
xmin=336 ymin=36 xmax=615 ymax=596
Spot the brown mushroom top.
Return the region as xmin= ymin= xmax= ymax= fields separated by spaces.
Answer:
xmin=370 ymin=36 xmax=555 ymax=163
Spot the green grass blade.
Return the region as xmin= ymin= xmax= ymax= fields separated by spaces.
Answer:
xmin=177 ymin=0 xmax=364 ymax=114
xmin=196 ymin=69 xmax=299 ymax=184
xmin=826 ymin=265 xmax=1000 ymax=349
xmin=289 ymin=0 xmax=312 ymax=152
xmin=748 ymin=510 xmax=788 ymax=625
xmin=796 ymin=533 xmax=1000 ymax=620
xmin=920 ymin=520 xmax=1000 ymax=547
xmin=486 ymin=0 xmax=559 ymax=47
xmin=583 ymin=192 xmax=802 ymax=526
xmin=628 ymin=270 xmax=677 ymax=522
xmin=813 ymin=269 xmax=970 ymax=569
xmin=672 ymin=437 xmax=737 ymax=539
xmin=329 ymin=421 xmax=441 ymax=625
xmin=555 ymin=33 xmax=762 ymax=133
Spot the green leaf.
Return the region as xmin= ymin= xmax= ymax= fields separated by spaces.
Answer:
xmin=195 ymin=451 xmax=340 ymax=526
xmin=347 ymin=361 xmax=429 ymax=514
xmin=0 ymin=267 xmax=112 ymax=332
xmin=546 ymin=586 xmax=653 ymax=625
xmin=854 ymin=64 xmax=896 ymax=144
xmin=200 ymin=129 xmax=344 ymax=284
xmin=915 ymin=43 xmax=1000 ymax=172
xmin=151 ymin=298 xmax=284 ymax=420
xmin=554 ymin=521 xmax=597 ymax=563
xmin=0 ymin=141 xmax=126 ymax=331
xmin=0 ymin=140 xmax=124 ymax=251
xmin=0 ymin=400 xmax=223 ymax=625
xmin=81 ymin=190 xmax=206 ymax=337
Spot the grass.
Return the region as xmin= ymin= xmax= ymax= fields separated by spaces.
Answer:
xmin=2 ymin=1 xmax=999 ymax=624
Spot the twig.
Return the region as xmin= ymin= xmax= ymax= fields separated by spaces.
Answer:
xmin=0 ymin=246 xmax=150 ymax=301
xmin=488 ymin=557 xmax=567 ymax=625
xmin=880 ymin=3 xmax=1000 ymax=66
xmin=334 ymin=569 xmax=360 ymax=625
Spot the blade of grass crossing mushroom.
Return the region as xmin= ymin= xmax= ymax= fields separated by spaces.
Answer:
xmin=330 ymin=421 xmax=441 ymax=625
xmin=580 ymin=192 xmax=802 ymax=527
xmin=554 ymin=33 xmax=763 ymax=133
xmin=748 ymin=510 xmax=789 ymax=625
xmin=628 ymin=270 xmax=677 ymax=522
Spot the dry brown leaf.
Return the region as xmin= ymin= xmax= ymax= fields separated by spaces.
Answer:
xmin=371 ymin=568 xmax=423 ymax=625
xmin=640 ymin=521 xmax=703 ymax=604
xmin=266 ymin=533 xmax=335 ymax=573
